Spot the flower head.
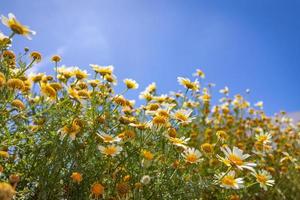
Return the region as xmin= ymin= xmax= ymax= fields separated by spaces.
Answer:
xmin=169 ymin=136 xmax=190 ymax=148
xmin=215 ymin=171 xmax=244 ymax=189
xmin=182 ymin=148 xmax=202 ymax=164
xmin=193 ymin=69 xmax=205 ymax=78
xmin=98 ymin=145 xmax=122 ymax=157
xmin=0 ymin=182 xmax=15 ymax=200
xmin=91 ymin=182 xmax=104 ymax=197
xmin=216 ymin=130 xmax=229 ymax=143
xmin=97 ymin=132 xmax=121 ymax=143
xmin=172 ymin=109 xmax=194 ymax=124
xmin=217 ymin=146 xmax=256 ymax=171
xmin=255 ymin=132 xmax=272 ymax=144
xmin=30 ymin=51 xmax=42 ymax=63
xmin=90 ymin=64 xmax=114 ymax=76
xmin=142 ymin=150 xmax=154 ymax=160
xmin=251 ymin=170 xmax=275 ymax=190
xmin=51 ymin=55 xmax=61 ymax=63
xmin=0 ymin=31 xmax=10 ymax=47
xmin=124 ymin=78 xmax=139 ymax=90
xmin=71 ymin=172 xmax=83 ymax=183
xmin=177 ymin=77 xmax=199 ymax=91
xmin=0 ymin=151 xmax=9 ymax=159
xmin=219 ymin=86 xmax=229 ymax=95
xmin=254 ymin=101 xmax=263 ymax=109
xmin=1 ymin=13 xmax=36 ymax=39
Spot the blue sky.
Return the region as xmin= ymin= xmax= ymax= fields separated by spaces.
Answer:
xmin=1 ymin=0 xmax=300 ymax=114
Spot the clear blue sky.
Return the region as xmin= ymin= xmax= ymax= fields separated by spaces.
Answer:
xmin=1 ymin=0 xmax=300 ymax=114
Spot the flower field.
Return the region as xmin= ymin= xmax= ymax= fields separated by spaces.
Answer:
xmin=1 ymin=13 xmax=300 ymax=200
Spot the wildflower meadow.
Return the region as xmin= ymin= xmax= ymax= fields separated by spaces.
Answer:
xmin=0 ymin=13 xmax=300 ymax=200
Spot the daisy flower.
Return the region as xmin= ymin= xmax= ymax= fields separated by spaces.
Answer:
xmin=168 ymin=136 xmax=190 ymax=148
xmin=216 ymin=130 xmax=229 ymax=143
xmin=58 ymin=124 xmax=81 ymax=140
xmin=97 ymin=132 xmax=121 ymax=143
xmin=1 ymin=13 xmax=36 ymax=39
xmin=219 ymin=86 xmax=229 ymax=95
xmin=144 ymin=82 xmax=156 ymax=93
xmin=73 ymin=68 xmax=89 ymax=80
xmin=193 ymin=69 xmax=205 ymax=78
xmin=0 ymin=31 xmax=10 ymax=46
xmin=215 ymin=170 xmax=244 ymax=189
xmin=177 ymin=77 xmax=199 ymax=91
xmin=98 ymin=145 xmax=122 ymax=157
xmin=90 ymin=64 xmax=114 ymax=76
xmin=217 ymin=146 xmax=256 ymax=172
xmin=123 ymin=78 xmax=139 ymax=90
xmin=251 ymin=170 xmax=275 ymax=190
xmin=255 ymin=132 xmax=272 ymax=144
xmin=139 ymin=91 xmax=152 ymax=101
xmin=254 ymin=101 xmax=263 ymax=109
xmin=181 ymin=148 xmax=202 ymax=164
xmin=172 ymin=109 xmax=194 ymax=124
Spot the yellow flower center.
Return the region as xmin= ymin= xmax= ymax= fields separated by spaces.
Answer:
xmin=10 ymin=24 xmax=25 ymax=35
xmin=221 ymin=176 xmax=236 ymax=187
xmin=175 ymin=112 xmax=188 ymax=122
xmin=104 ymin=146 xmax=117 ymax=155
xmin=258 ymin=135 xmax=267 ymax=142
xmin=153 ymin=116 xmax=167 ymax=125
xmin=228 ymin=154 xmax=243 ymax=166
xmin=186 ymin=153 xmax=197 ymax=163
xmin=256 ymin=174 xmax=267 ymax=183
xmin=71 ymin=172 xmax=82 ymax=183
xmin=143 ymin=151 xmax=154 ymax=160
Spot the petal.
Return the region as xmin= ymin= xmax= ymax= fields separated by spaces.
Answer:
xmin=8 ymin=13 xmax=16 ymax=19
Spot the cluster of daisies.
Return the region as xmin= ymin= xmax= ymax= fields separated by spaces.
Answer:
xmin=0 ymin=13 xmax=300 ymax=200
